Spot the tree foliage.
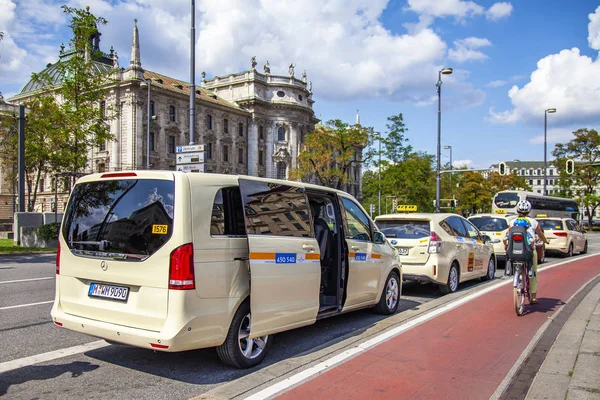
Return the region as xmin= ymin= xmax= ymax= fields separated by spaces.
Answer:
xmin=291 ymin=119 xmax=374 ymax=189
xmin=552 ymin=128 xmax=600 ymax=225
xmin=0 ymin=6 xmax=117 ymax=211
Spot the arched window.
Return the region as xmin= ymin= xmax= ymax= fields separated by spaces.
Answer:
xmin=276 ymin=162 xmax=287 ymax=180
xmin=277 ymin=126 xmax=286 ymax=141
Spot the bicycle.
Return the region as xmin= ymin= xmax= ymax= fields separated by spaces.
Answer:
xmin=512 ymin=260 xmax=531 ymax=316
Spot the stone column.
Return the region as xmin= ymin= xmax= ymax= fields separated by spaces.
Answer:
xmin=266 ymin=121 xmax=275 ymax=178
xmin=109 ymin=97 xmax=120 ymax=171
xmin=290 ymin=122 xmax=298 ymax=170
xmin=247 ymin=117 xmax=258 ymax=176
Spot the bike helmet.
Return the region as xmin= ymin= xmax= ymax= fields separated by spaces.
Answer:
xmin=516 ymin=200 xmax=531 ymax=214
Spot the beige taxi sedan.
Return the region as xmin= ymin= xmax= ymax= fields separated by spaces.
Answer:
xmin=468 ymin=213 xmax=517 ymax=265
xmin=537 ymin=218 xmax=588 ymax=256
xmin=375 ymin=213 xmax=496 ymax=294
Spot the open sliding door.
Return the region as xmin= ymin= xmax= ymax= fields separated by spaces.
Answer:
xmin=239 ymin=178 xmax=321 ymax=338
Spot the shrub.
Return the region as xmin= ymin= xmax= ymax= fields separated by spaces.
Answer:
xmin=38 ymin=222 xmax=60 ymax=240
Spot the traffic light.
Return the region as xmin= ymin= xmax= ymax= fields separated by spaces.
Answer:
xmin=392 ymin=198 xmax=398 ymax=211
xmin=566 ymin=159 xmax=574 ymax=174
xmin=498 ymin=162 xmax=506 ymax=175
xmin=369 ymin=204 xmax=375 ymax=215
xmin=450 ymin=199 xmax=457 ymax=210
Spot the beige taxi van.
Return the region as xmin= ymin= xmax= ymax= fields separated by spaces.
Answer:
xmin=375 ymin=213 xmax=496 ymax=294
xmin=51 ymin=171 xmax=401 ymax=368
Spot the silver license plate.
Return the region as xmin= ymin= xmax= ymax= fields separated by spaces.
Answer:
xmin=88 ymin=283 xmax=129 ymax=301
xmin=397 ymin=247 xmax=409 ymax=255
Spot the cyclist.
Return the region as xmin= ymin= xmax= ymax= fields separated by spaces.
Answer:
xmin=503 ymin=200 xmax=548 ymax=304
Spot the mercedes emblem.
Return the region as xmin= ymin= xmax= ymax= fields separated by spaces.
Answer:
xmin=101 ymin=261 xmax=108 ymax=271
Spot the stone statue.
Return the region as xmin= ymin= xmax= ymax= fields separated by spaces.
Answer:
xmin=251 ymin=56 xmax=257 ymax=70
xmin=112 ymin=51 xmax=119 ymax=68
xmin=288 ymin=63 xmax=295 ymax=77
xmin=201 ymin=71 xmax=206 ymax=80
xmin=301 ymin=70 xmax=307 ymax=82
xmin=264 ymin=60 xmax=271 ymax=74
xmin=308 ymin=80 xmax=312 ymax=92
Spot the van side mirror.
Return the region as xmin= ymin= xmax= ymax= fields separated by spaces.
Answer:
xmin=373 ymin=231 xmax=385 ymax=244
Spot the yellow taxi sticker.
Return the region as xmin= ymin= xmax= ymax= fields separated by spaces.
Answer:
xmin=555 ymin=225 xmax=561 ymax=229
xmin=495 ymin=232 xmax=503 ymax=236
xmin=152 ymin=224 xmax=168 ymax=234
xmin=494 ymin=209 xmax=506 ymax=214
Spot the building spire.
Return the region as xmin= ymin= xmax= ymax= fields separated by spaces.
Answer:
xmin=130 ymin=18 xmax=141 ymax=69
xmin=356 ymin=109 xmax=360 ymax=125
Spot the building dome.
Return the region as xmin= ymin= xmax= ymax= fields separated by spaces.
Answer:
xmin=17 ymin=48 xmax=115 ymax=96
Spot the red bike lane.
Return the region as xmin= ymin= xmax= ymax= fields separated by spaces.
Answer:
xmin=278 ymin=255 xmax=600 ymax=400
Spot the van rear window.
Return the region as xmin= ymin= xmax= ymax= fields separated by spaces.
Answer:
xmin=62 ymin=179 xmax=175 ymax=260
xmin=469 ymin=217 xmax=509 ymax=232
xmin=376 ymin=220 xmax=430 ymax=239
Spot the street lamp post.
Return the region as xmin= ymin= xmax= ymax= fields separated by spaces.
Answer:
xmin=444 ymin=145 xmax=453 ymax=198
xmin=374 ymin=132 xmax=382 ymax=215
xmin=544 ymin=108 xmax=556 ymax=196
xmin=436 ymin=68 xmax=453 ymax=213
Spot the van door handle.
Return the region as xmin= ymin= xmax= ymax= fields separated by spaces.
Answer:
xmin=351 ymin=245 xmax=361 ymax=251
xmin=234 ymin=257 xmax=249 ymax=261
xmin=302 ymin=244 xmax=316 ymax=252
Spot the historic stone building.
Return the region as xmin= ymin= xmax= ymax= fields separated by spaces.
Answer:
xmin=2 ymin=22 xmax=364 ymax=218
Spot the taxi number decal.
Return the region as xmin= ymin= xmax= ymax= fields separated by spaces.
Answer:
xmin=275 ymin=253 xmax=296 ymax=264
xmin=355 ymin=253 xmax=367 ymax=261
xmin=152 ymin=224 xmax=168 ymax=234
xmin=494 ymin=209 xmax=506 ymax=214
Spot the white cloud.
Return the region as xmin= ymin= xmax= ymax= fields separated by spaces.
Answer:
xmin=528 ymin=127 xmax=576 ymax=145
xmin=486 ymin=2 xmax=513 ymax=21
xmin=2 ymin=0 xmax=483 ymax=107
xmin=449 ymin=37 xmax=492 ymax=62
xmin=453 ymin=159 xmax=473 ymax=168
xmin=406 ymin=0 xmax=484 ymax=21
xmin=588 ymin=5 xmax=600 ymax=50
xmin=489 ymin=5 xmax=600 ymax=127
xmin=489 ymin=47 xmax=600 ymax=125
xmin=486 ymin=79 xmax=507 ymax=88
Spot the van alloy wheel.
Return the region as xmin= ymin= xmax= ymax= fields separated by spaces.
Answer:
xmin=238 ymin=313 xmax=268 ymax=360
xmin=374 ymin=271 xmax=401 ymax=315
xmin=385 ymin=276 xmax=399 ymax=311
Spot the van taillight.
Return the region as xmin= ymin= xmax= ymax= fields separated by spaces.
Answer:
xmin=101 ymin=172 xmax=137 ymax=178
xmin=169 ymin=243 xmax=195 ymax=290
xmin=428 ymin=231 xmax=442 ymax=254
xmin=553 ymin=232 xmax=568 ymax=237
xmin=56 ymin=241 xmax=61 ymax=275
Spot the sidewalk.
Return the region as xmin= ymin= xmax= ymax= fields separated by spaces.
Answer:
xmin=526 ymin=281 xmax=600 ymax=400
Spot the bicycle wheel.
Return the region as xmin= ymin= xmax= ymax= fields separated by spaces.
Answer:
xmin=514 ymin=268 xmax=526 ymax=316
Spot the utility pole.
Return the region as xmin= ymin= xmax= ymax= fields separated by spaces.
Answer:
xmin=18 ymin=104 xmax=25 ymax=212
xmin=189 ymin=0 xmax=196 ymax=145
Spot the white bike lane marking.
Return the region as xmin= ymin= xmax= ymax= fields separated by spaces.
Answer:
xmin=0 ymin=277 xmax=54 ymax=284
xmin=0 ymin=301 xmax=54 ymax=310
xmin=0 ymin=341 xmax=110 ymax=374
xmin=243 ymin=254 xmax=600 ymax=400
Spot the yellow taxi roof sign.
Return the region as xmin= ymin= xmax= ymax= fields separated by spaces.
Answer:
xmin=397 ymin=204 xmax=418 ymax=212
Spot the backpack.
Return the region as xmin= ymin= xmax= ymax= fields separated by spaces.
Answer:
xmin=506 ymin=224 xmax=533 ymax=262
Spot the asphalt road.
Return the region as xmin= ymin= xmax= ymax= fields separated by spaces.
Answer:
xmin=1 ymin=235 xmax=599 ymax=399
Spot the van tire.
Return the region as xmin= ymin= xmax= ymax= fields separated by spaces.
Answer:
xmin=439 ymin=263 xmax=459 ymax=295
xmin=216 ymin=301 xmax=271 ymax=369
xmin=374 ymin=271 xmax=400 ymax=315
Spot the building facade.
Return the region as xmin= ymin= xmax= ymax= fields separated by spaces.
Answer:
xmin=489 ymin=161 xmax=561 ymax=195
xmin=2 ymin=22 xmax=364 ymax=218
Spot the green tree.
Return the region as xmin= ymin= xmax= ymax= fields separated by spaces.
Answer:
xmin=456 ymin=172 xmax=492 ymax=214
xmin=31 ymin=5 xmax=116 ymax=181
xmin=487 ymin=171 xmax=532 ymax=194
xmin=292 ymin=119 xmax=374 ymax=189
xmin=552 ymin=128 xmax=600 ymax=225
xmin=381 ymin=113 xmax=412 ymax=164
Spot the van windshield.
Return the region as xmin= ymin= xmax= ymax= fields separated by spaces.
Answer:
xmin=62 ymin=179 xmax=175 ymax=260
xmin=376 ymin=220 xmax=430 ymax=239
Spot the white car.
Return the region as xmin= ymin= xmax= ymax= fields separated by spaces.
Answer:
xmin=537 ymin=218 xmax=588 ymax=256
xmin=375 ymin=213 xmax=496 ymax=294
xmin=468 ymin=214 xmax=517 ymax=264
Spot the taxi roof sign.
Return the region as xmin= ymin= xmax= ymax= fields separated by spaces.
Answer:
xmin=396 ymin=204 xmax=418 ymax=212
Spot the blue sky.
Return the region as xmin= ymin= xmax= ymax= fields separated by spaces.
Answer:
xmin=2 ymin=0 xmax=600 ymax=170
